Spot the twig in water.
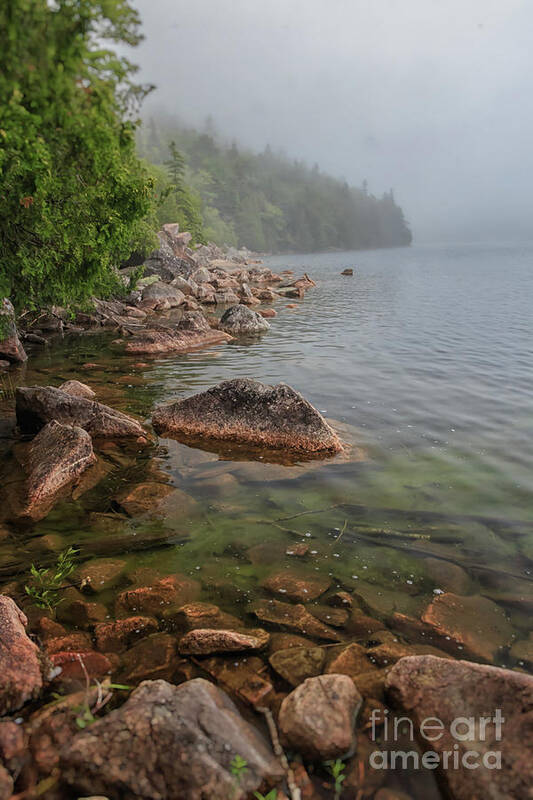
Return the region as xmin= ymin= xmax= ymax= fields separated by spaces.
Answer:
xmin=335 ymin=519 xmax=348 ymax=542
xmin=257 ymin=706 xmax=301 ymax=800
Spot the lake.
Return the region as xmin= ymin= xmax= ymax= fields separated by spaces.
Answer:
xmin=1 ymin=241 xmax=532 ymax=798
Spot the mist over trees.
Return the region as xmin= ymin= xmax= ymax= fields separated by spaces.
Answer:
xmin=138 ymin=118 xmax=412 ymax=253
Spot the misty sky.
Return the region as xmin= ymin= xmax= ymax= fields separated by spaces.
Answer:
xmin=131 ymin=0 xmax=533 ymax=242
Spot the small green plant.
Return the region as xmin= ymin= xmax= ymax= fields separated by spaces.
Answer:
xmin=230 ymin=754 xmax=249 ymax=783
xmin=325 ymin=759 xmax=346 ymax=799
xmin=253 ymin=791 xmax=278 ymax=800
xmin=24 ymin=546 xmax=79 ymax=612
xmin=75 ymin=705 xmax=96 ymax=729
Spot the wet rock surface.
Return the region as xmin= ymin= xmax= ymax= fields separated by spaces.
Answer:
xmin=20 ymin=420 xmax=96 ymax=520
xmin=0 ymin=596 xmax=42 ymax=714
xmin=279 ymin=674 xmax=362 ymax=760
xmin=58 ymin=379 xmax=96 ymax=399
xmin=178 ymin=627 xmax=269 ymax=655
xmin=219 ymin=303 xmax=271 ymax=334
xmin=269 ymin=645 xmax=325 ymax=686
xmin=60 ymin=678 xmax=284 ymax=799
xmin=152 ymin=378 xmax=343 ymax=454
xmin=261 ymin=569 xmax=331 ymax=602
xmin=253 ymin=599 xmax=343 ymax=641
xmin=16 ymin=385 xmax=146 ymax=439
xmin=386 ymin=655 xmax=533 ymax=800
xmin=421 ymin=592 xmax=514 ymax=661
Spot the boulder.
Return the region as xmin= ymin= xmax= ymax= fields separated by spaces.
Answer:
xmin=16 ymin=385 xmax=146 ymax=439
xmin=60 ymin=678 xmax=284 ymax=799
xmin=341 ymin=268 xmax=354 ymax=276
xmin=219 ymin=304 xmax=270 ymax=335
xmin=279 ymin=674 xmax=362 ymax=760
xmin=0 ymin=298 xmax=26 ymax=363
xmin=214 ymin=289 xmax=240 ymax=305
xmin=191 ymin=267 xmax=212 ymax=284
xmin=152 ymin=378 xmax=343 ymax=455
xmin=0 ymin=596 xmax=42 ymax=714
xmin=142 ymin=231 xmax=194 ymax=282
xmin=58 ymin=380 xmax=96 ymax=399
xmin=386 ymin=655 xmax=533 ymax=800
xmin=178 ymin=628 xmax=269 ymax=655
xmin=21 ymin=420 xmax=96 ymax=520
xmin=171 ymin=276 xmax=194 ymax=295
xmin=142 ymin=281 xmax=185 ymax=308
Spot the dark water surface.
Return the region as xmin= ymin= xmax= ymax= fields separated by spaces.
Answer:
xmin=1 ymin=242 xmax=532 ymax=797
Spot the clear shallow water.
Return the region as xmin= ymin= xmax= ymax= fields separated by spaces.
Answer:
xmin=0 ymin=242 xmax=532 ymax=796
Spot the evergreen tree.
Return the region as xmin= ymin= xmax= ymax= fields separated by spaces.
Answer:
xmin=0 ymin=0 xmax=157 ymax=310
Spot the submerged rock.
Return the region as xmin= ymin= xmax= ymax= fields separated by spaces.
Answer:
xmin=58 ymin=380 xmax=96 ymax=399
xmin=0 ymin=595 xmax=42 ymax=714
xmin=21 ymin=420 xmax=96 ymax=520
xmin=386 ymin=655 xmax=533 ymax=800
xmin=178 ymin=627 xmax=269 ymax=655
xmin=200 ymin=655 xmax=275 ymax=708
xmin=269 ymin=646 xmax=325 ymax=686
xmin=279 ymin=674 xmax=362 ymax=760
xmin=60 ymin=678 xmax=284 ymax=799
xmin=120 ymin=633 xmax=178 ymax=683
xmin=421 ymin=592 xmax=514 ymax=662
xmin=262 ymin=569 xmax=331 ymax=602
xmin=253 ymin=599 xmax=342 ymax=642
xmin=152 ymin=378 xmax=343 ymax=455
xmin=16 ymin=385 xmax=146 ymax=439
xmin=219 ymin=304 xmax=270 ymax=334
xmin=95 ymin=616 xmax=158 ymax=653
xmin=0 ymin=298 xmax=26 ymax=363
xmin=116 ymin=575 xmax=200 ymax=617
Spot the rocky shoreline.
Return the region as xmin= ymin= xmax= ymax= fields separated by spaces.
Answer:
xmin=0 ymin=225 xmax=312 ymax=368
xmin=0 ymin=226 xmax=531 ymax=799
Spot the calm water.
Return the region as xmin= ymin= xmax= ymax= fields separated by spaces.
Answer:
xmin=0 ymin=242 xmax=532 ymax=796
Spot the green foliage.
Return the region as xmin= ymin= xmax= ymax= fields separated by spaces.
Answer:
xmin=0 ymin=0 xmax=156 ymax=311
xmin=138 ymin=119 xmax=412 ymax=252
xmin=325 ymin=759 xmax=346 ymax=799
xmin=149 ymin=158 xmax=205 ymax=244
xmin=24 ymin=546 xmax=79 ymax=611
xmin=230 ymin=754 xmax=249 ymax=783
xmin=253 ymin=791 xmax=278 ymax=800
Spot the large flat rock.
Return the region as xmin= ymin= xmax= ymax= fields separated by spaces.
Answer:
xmin=152 ymin=378 xmax=342 ymax=455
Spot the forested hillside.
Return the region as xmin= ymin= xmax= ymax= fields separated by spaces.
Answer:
xmin=138 ymin=119 xmax=412 ymax=253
